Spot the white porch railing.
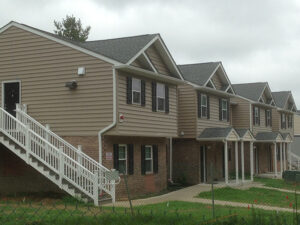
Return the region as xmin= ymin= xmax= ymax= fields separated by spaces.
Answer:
xmin=0 ymin=105 xmax=119 ymax=205
xmin=290 ymin=152 xmax=300 ymax=170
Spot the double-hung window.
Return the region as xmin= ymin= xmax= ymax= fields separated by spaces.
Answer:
xmin=254 ymin=107 xmax=259 ymax=125
xmin=145 ymin=145 xmax=153 ymax=174
xmin=156 ymin=83 xmax=165 ymax=112
xmin=132 ymin=78 xmax=141 ymax=104
xmin=288 ymin=114 xmax=293 ymax=128
xmin=118 ymin=145 xmax=127 ymax=174
xmin=282 ymin=113 xmax=286 ymax=129
xmin=221 ymin=99 xmax=228 ymax=121
xmin=201 ymin=94 xmax=208 ymax=118
xmin=266 ymin=109 xmax=271 ymax=126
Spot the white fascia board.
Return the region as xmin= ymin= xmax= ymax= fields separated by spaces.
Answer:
xmin=142 ymin=52 xmax=158 ymax=73
xmin=207 ymin=79 xmax=216 ymax=89
xmin=203 ymin=63 xmax=220 ymax=87
xmin=188 ymin=82 xmax=236 ymax=98
xmin=126 ymin=36 xmax=159 ymax=65
xmin=1 ymin=22 xmax=122 ymax=66
xmin=219 ymin=63 xmax=236 ymax=95
xmin=114 ymin=65 xmax=184 ymax=85
xmin=156 ymin=36 xmax=184 ymax=80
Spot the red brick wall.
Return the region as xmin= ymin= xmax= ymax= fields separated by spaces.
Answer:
xmin=0 ymin=144 xmax=62 ymax=195
xmin=101 ymin=136 xmax=168 ymax=199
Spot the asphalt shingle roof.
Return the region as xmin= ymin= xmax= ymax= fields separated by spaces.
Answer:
xmin=272 ymin=91 xmax=290 ymax=109
xmin=178 ymin=62 xmax=220 ymax=86
xmin=232 ymin=82 xmax=267 ymax=102
xmin=198 ymin=127 xmax=233 ymax=139
xmin=255 ymin=132 xmax=281 ymax=141
xmin=17 ymin=21 xmax=157 ymax=64
xmin=235 ymin=128 xmax=250 ymax=138
xmin=81 ymin=34 xmax=157 ymax=63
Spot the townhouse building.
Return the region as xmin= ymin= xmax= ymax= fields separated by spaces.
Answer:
xmin=0 ymin=21 xmax=184 ymax=203
xmin=173 ymin=62 xmax=255 ymax=185
xmin=0 ymin=21 xmax=298 ymax=205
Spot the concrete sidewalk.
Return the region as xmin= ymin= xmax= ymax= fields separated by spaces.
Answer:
xmin=107 ymin=182 xmax=295 ymax=213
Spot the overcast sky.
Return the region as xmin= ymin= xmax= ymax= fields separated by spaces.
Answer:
xmin=1 ymin=0 xmax=300 ymax=107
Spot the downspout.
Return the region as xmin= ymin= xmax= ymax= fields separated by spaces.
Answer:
xmin=98 ymin=67 xmax=117 ymax=164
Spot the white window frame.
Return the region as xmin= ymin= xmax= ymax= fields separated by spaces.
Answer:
xmin=254 ymin=106 xmax=259 ymax=125
xmin=145 ymin=145 xmax=153 ymax=174
xmin=132 ymin=78 xmax=141 ymax=105
xmin=221 ymin=99 xmax=228 ymax=121
xmin=156 ymin=83 xmax=165 ymax=112
xmin=266 ymin=109 xmax=271 ymax=126
xmin=201 ymin=94 xmax=208 ymax=118
xmin=118 ymin=144 xmax=127 ymax=175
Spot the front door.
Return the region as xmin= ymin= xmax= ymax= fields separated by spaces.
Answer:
xmin=3 ymin=82 xmax=20 ymax=117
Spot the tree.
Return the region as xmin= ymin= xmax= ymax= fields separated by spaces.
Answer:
xmin=54 ymin=15 xmax=91 ymax=42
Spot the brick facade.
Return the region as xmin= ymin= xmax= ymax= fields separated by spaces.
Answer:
xmin=0 ymin=144 xmax=62 ymax=195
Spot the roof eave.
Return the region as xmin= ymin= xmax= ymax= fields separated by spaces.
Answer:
xmin=114 ymin=65 xmax=185 ymax=85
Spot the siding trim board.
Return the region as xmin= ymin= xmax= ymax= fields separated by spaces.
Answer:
xmin=1 ymin=22 xmax=120 ymax=66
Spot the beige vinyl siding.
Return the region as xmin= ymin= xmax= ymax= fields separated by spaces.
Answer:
xmin=211 ymin=73 xmax=223 ymax=90
xmin=146 ymin=45 xmax=171 ymax=76
xmin=272 ymin=110 xmax=294 ymax=136
xmin=294 ymin=114 xmax=300 ymax=135
xmin=177 ymin=84 xmax=197 ymax=138
xmin=197 ymin=94 xmax=230 ymax=135
xmin=0 ymin=26 xmax=113 ymax=136
xmin=131 ymin=59 xmax=143 ymax=68
xmin=252 ymin=106 xmax=272 ymax=135
xmin=231 ymin=97 xmax=251 ymax=129
xmin=108 ymin=70 xmax=178 ymax=137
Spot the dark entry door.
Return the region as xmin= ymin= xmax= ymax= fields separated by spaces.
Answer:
xmin=3 ymin=82 xmax=20 ymax=117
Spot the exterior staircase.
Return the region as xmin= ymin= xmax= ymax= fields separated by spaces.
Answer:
xmin=0 ymin=104 xmax=120 ymax=205
xmin=290 ymin=152 xmax=300 ymax=171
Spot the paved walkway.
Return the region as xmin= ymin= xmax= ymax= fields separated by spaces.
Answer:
xmin=106 ymin=182 xmax=296 ymax=213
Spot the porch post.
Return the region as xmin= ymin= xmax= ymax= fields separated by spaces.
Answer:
xmin=169 ymin=137 xmax=173 ymax=181
xmin=241 ymin=141 xmax=245 ymax=182
xmin=235 ymin=141 xmax=239 ymax=184
xmin=224 ymin=141 xmax=229 ymax=184
xmin=250 ymin=142 xmax=254 ymax=181
xmin=288 ymin=143 xmax=292 ymax=170
xmin=280 ymin=142 xmax=283 ymax=174
xmin=283 ymin=142 xmax=286 ymax=171
xmin=274 ymin=142 xmax=277 ymax=177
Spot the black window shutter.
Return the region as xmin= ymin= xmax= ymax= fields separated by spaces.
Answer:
xmin=219 ymin=98 xmax=222 ymax=120
xmin=165 ymin=85 xmax=169 ymax=113
xmin=152 ymin=82 xmax=157 ymax=112
xmin=153 ymin=145 xmax=158 ymax=174
xmin=113 ymin=144 xmax=119 ymax=171
xmin=284 ymin=114 xmax=286 ymax=129
xmin=197 ymin=91 xmax=202 ymax=118
xmin=258 ymin=107 xmax=260 ymax=125
xmin=270 ymin=110 xmax=272 ymax=127
xmin=141 ymin=145 xmax=146 ymax=175
xmin=207 ymin=95 xmax=210 ymax=119
xmin=227 ymin=99 xmax=230 ymax=122
xmin=281 ymin=113 xmax=283 ymax=129
xmin=141 ymin=80 xmax=146 ymax=106
xmin=265 ymin=110 xmax=268 ymax=126
xmin=126 ymin=77 xmax=132 ymax=104
xmin=127 ymin=144 xmax=134 ymax=175
xmin=253 ymin=106 xmax=255 ymax=125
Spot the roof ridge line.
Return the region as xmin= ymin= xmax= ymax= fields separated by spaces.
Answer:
xmin=86 ymin=33 xmax=158 ymax=43
xmin=178 ymin=61 xmax=221 ymax=66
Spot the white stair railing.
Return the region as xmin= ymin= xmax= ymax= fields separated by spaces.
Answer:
xmin=0 ymin=106 xmax=119 ymax=205
xmin=290 ymin=152 xmax=300 ymax=170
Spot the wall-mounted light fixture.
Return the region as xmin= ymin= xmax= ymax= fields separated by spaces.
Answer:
xmin=65 ymin=80 xmax=78 ymax=90
xmin=78 ymin=67 xmax=85 ymax=76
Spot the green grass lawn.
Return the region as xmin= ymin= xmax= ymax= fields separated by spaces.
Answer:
xmin=198 ymin=187 xmax=296 ymax=208
xmin=0 ymin=201 xmax=294 ymax=225
xmin=254 ymin=177 xmax=300 ymax=191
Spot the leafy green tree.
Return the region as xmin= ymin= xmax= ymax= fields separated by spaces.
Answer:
xmin=54 ymin=15 xmax=91 ymax=42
